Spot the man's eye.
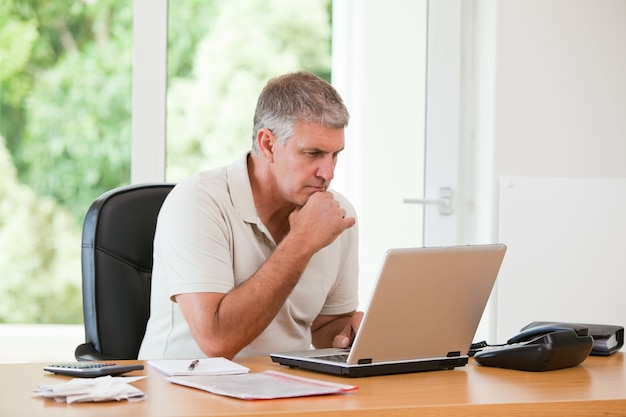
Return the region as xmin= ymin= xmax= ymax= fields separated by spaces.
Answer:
xmin=305 ymin=151 xmax=321 ymax=157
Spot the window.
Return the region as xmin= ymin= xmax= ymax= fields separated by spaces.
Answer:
xmin=0 ymin=1 xmax=133 ymax=325
xmin=0 ymin=0 xmax=333 ymax=361
xmin=165 ymin=0 xmax=333 ymax=181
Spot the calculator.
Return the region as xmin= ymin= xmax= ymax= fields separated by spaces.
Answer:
xmin=43 ymin=362 xmax=144 ymax=378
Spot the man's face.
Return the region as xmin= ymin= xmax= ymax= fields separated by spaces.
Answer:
xmin=271 ymin=120 xmax=345 ymax=206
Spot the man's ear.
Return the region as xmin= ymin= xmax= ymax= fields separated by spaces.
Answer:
xmin=257 ymin=128 xmax=276 ymax=162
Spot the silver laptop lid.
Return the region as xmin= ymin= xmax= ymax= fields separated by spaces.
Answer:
xmin=346 ymin=244 xmax=507 ymax=364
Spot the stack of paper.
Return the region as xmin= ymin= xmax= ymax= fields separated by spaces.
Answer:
xmin=147 ymin=357 xmax=250 ymax=376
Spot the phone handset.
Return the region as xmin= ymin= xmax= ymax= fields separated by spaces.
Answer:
xmin=506 ymin=325 xmax=583 ymax=345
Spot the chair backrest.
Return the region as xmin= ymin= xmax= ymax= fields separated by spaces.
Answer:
xmin=75 ymin=183 xmax=174 ymax=360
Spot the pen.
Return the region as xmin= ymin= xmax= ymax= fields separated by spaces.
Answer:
xmin=188 ymin=359 xmax=199 ymax=371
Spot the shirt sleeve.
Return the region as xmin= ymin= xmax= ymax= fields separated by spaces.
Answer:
xmin=153 ymin=176 xmax=235 ymax=300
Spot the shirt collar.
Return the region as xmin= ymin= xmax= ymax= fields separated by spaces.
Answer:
xmin=227 ymin=152 xmax=259 ymax=224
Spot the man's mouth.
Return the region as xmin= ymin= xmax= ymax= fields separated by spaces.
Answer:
xmin=307 ymin=185 xmax=327 ymax=192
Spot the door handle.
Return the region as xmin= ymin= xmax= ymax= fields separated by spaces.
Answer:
xmin=403 ymin=187 xmax=454 ymax=215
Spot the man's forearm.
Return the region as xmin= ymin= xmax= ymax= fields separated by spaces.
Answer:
xmin=311 ymin=314 xmax=354 ymax=349
xmin=183 ymin=232 xmax=317 ymax=358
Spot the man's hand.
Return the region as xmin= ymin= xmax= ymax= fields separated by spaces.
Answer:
xmin=288 ymin=191 xmax=355 ymax=253
xmin=332 ymin=311 xmax=363 ymax=348
xmin=312 ymin=311 xmax=363 ymax=349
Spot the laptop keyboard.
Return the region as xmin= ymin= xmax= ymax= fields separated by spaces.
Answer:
xmin=314 ymin=353 xmax=349 ymax=363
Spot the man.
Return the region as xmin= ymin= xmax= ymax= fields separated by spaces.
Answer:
xmin=139 ymin=71 xmax=362 ymax=360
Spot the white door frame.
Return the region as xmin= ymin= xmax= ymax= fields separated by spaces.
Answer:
xmin=422 ymin=0 xmax=463 ymax=247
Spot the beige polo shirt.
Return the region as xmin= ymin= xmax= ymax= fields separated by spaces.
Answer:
xmin=138 ymin=153 xmax=359 ymax=360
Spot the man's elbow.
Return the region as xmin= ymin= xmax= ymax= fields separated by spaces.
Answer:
xmin=196 ymin=337 xmax=241 ymax=360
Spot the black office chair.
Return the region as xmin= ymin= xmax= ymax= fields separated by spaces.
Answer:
xmin=74 ymin=183 xmax=175 ymax=360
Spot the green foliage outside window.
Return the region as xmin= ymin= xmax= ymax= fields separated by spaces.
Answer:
xmin=0 ymin=0 xmax=331 ymax=323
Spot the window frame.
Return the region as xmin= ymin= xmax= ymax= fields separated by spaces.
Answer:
xmin=131 ymin=0 xmax=168 ymax=183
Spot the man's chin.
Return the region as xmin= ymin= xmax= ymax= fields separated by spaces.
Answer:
xmin=298 ymin=192 xmax=316 ymax=205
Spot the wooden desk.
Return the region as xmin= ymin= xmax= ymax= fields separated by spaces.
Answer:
xmin=2 ymin=354 xmax=625 ymax=417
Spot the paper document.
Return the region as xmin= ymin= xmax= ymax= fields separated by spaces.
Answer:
xmin=34 ymin=376 xmax=146 ymax=403
xmin=148 ymin=357 xmax=249 ymax=376
xmin=168 ymin=370 xmax=358 ymax=400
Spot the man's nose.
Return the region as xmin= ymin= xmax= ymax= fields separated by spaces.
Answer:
xmin=316 ymin=155 xmax=336 ymax=181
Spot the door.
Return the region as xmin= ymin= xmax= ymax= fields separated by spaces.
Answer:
xmin=405 ymin=0 xmax=463 ymax=246
xmin=332 ymin=0 xmax=428 ymax=307
xmin=416 ymin=0 xmax=498 ymax=342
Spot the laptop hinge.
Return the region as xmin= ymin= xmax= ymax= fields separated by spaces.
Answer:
xmin=447 ymin=351 xmax=462 ymax=357
xmin=357 ymin=358 xmax=373 ymax=364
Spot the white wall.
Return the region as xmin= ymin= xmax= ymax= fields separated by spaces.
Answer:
xmin=492 ymin=0 xmax=626 ymax=178
xmin=498 ymin=176 xmax=626 ymax=340
xmin=476 ymin=0 xmax=626 ymax=341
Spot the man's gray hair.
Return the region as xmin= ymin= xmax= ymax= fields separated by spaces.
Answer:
xmin=251 ymin=71 xmax=349 ymax=156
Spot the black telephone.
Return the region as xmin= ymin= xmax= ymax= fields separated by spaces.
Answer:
xmin=507 ymin=323 xmax=589 ymax=344
xmin=472 ymin=325 xmax=593 ymax=371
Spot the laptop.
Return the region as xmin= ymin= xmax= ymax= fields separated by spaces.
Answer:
xmin=271 ymin=244 xmax=507 ymax=377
